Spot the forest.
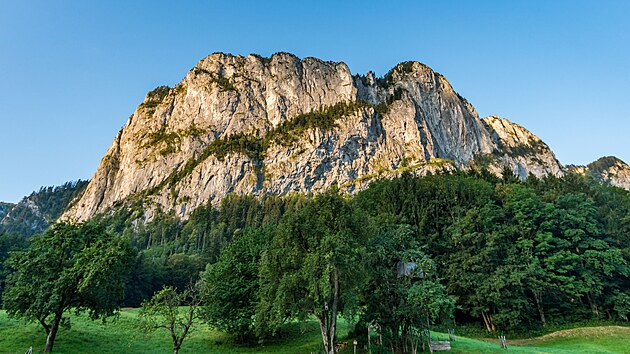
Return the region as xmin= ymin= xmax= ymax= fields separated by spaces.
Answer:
xmin=1 ymin=168 xmax=629 ymax=353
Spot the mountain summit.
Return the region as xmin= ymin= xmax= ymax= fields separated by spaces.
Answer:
xmin=63 ymin=52 xmax=567 ymax=221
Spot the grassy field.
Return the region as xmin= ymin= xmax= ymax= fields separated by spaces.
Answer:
xmin=1 ymin=309 xmax=628 ymax=353
xmin=444 ymin=326 xmax=630 ymax=353
xmin=0 ymin=309 xmax=346 ymax=354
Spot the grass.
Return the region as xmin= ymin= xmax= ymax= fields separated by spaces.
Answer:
xmin=1 ymin=309 xmax=627 ymax=353
xmin=447 ymin=326 xmax=630 ymax=354
xmin=505 ymin=326 xmax=630 ymax=353
xmin=0 ymin=309 xmax=347 ymax=354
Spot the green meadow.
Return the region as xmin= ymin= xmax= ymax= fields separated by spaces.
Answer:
xmin=1 ymin=310 xmax=628 ymax=354
xmin=0 ymin=309 xmax=342 ymax=354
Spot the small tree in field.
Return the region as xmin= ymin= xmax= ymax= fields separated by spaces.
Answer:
xmin=138 ymin=285 xmax=201 ymax=354
xmin=2 ymin=222 xmax=135 ymax=353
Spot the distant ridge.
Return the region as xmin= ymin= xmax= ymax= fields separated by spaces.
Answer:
xmin=1 ymin=180 xmax=87 ymax=236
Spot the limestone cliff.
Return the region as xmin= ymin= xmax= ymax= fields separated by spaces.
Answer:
xmin=62 ymin=53 xmax=567 ymax=222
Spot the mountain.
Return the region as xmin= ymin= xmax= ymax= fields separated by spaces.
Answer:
xmin=566 ymin=156 xmax=630 ymax=190
xmin=0 ymin=202 xmax=15 ymax=221
xmin=476 ymin=115 xmax=564 ymax=179
xmin=1 ymin=180 xmax=88 ymax=237
xmin=63 ymin=52 xmax=573 ymax=222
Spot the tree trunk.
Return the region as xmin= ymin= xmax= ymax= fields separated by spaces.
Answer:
xmin=174 ymin=322 xmax=192 ymax=354
xmin=318 ymin=315 xmax=336 ymax=354
xmin=44 ymin=312 xmax=63 ymax=353
xmin=533 ymin=291 xmax=547 ymax=327
xmin=318 ymin=269 xmax=340 ymax=354
xmin=586 ymin=292 xmax=599 ymax=316
xmin=39 ymin=318 xmax=51 ymax=336
xmin=606 ymin=308 xmax=613 ymax=320
xmin=481 ymin=311 xmax=494 ymax=332
xmin=329 ymin=269 xmax=339 ymax=354
xmin=368 ymin=326 xmax=371 ymax=353
xmin=426 ymin=317 xmax=433 ymax=354
xmin=318 ymin=317 xmax=331 ymax=354
xmin=410 ymin=327 xmax=418 ymax=354
xmin=402 ymin=321 xmax=410 ymax=354
xmin=173 ymin=337 xmax=181 ymax=354
xmin=390 ymin=320 xmax=400 ymax=352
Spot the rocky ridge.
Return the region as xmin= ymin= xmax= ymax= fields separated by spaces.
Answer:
xmin=1 ymin=181 xmax=87 ymax=237
xmin=566 ymin=156 xmax=630 ymax=190
xmin=479 ymin=116 xmax=564 ymax=179
xmin=0 ymin=202 xmax=15 ymax=221
xmin=63 ymin=53 xmax=567 ymax=222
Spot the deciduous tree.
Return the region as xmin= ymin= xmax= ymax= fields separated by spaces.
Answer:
xmin=139 ymin=285 xmax=201 ymax=354
xmin=2 ymin=222 xmax=134 ymax=353
xmin=257 ymin=190 xmax=366 ymax=354
xmin=199 ymin=226 xmax=272 ymax=342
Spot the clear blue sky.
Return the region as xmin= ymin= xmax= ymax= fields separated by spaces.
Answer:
xmin=1 ymin=0 xmax=628 ymax=203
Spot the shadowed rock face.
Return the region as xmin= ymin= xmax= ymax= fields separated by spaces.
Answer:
xmin=62 ymin=53 xmax=566 ymax=222
xmin=0 ymin=202 xmax=15 ymax=221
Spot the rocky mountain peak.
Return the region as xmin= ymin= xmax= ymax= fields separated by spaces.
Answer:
xmin=62 ymin=52 xmax=574 ymax=222
xmin=483 ymin=115 xmax=539 ymax=149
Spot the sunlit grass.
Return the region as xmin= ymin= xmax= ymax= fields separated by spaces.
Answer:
xmin=0 ymin=309 xmax=348 ymax=354
xmin=1 ymin=310 xmax=627 ymax=353
xmin=447 ymin=326 xmax=630 ymax=354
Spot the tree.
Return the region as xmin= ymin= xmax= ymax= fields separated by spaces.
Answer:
xmin=497 ymin=183 xmax=558 ymax=327
xmin=407 ymin=280 xmax=455 ymax=352
xmin=0 ymin=232 xmax=27 ymax=305
xmin=611 ymin=292 xmax=630 ymax=321
xmin=257 ymin=190 xmax=366 ymax=354
xmin=361 ymin=223 xmax=454 ymax=353
xmin=199 ymin=226 xmax=272 ymax=342
xmin=123 ymin=252 xmax=167 ymax=307
xmin=444 ymin=201 xmax=532 ymax=331
xmin=138 ymin=285 xmax=201 ymax=354
xmin=551 ymin=193 xmax=627 ymax=317
xmin=164 ymin=253 xmax=203 ymax=291
xmin=2 ymin=222 xmax=135 ymax=353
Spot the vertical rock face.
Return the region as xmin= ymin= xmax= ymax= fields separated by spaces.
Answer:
xmin=355 ymin=62 xmax=495 ymax=165
xmin=62 ymin=53 xmax=567 ymax=222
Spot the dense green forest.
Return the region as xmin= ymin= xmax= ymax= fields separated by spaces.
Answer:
xmin=2 ymin=170 xmax=629 ymax=353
